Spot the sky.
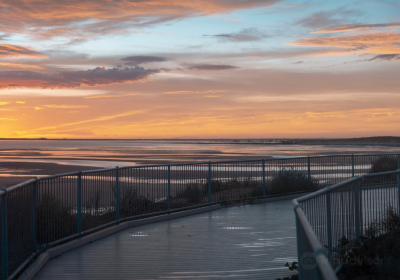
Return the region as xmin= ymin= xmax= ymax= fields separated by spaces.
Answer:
xmin=0 ymin=0 xmax=400 ymax=139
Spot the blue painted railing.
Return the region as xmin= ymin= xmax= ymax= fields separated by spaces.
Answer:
xmin=293 ymin=165 xmax=400 ymax=279
xmin=1 ymin=153 xmax=399 ymax=279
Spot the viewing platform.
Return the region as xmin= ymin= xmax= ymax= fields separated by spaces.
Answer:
xmin=2 ymin=153 xmax=399 ymax=280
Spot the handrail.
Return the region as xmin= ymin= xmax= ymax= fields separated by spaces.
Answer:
xmin=0 ymin=179 xmax=36 ymax=196
xmin=2 ymin=152 xmax=399 ymax=196
xmin=296 ymin=169 xmax=400 ymax=203
xmin=293 ymin=168 xmax=400 ymax=280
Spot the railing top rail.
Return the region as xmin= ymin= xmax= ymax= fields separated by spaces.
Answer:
xmin=294 ymin=169 xmax=400 ymax=203
xmin=294 ymin=204 xmax=338 ymax=279
xmin=308 ymin=152 xmax=399 ymax=159
xmin=0 ymin=178 xmax=36 ymax=195
xmin=360 ymin=169 xmax=400 ymax=178
xmin=294 ymin=205 xmax=324 ymax=251
xmin=37 ymin=171 xmax=81 ymax=179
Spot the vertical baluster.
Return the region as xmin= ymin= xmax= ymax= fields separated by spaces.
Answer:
xmin=77 ymin=171 xmax=82 ymax=237
xmin=116 ymin=167 xmax=120 ymax=222
xmin=262 ymin=159 xmax=266 ymax=197
xmin=397 ymin=155 xmax=400 ymax=216
xmin=354 ymin=179 xmax=361 ymax=244
xmin=208 ymin=162 xmax=212 ymax=204
xmin=1 ymin=189 xmax=8 ymax=279
xmin=307 ymin=157 xmax=311 ymax=190
xmin=31 ymin=178 xmax=38 ymax=250
xmin=168 ymin=164 xmax=171 ymax=213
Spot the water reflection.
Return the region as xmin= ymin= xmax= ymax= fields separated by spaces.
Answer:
xmin=1 ymin=139 xmax=398 ymax=189
xmin=1 ymin=140 xmax=399 ymax=167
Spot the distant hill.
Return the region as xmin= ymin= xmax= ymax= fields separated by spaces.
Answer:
xmin=282 ymin=136 xmax=400 ymax=146
xmin=0 ymin=136 xmax=399 ymax=146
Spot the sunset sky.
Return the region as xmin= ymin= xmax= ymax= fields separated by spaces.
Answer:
xmin=0 ymin=0 xmax=400 ymax=138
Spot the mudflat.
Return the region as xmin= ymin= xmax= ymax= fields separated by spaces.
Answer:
xmin=1 ymin=137 xmax=399 ymax=188
xmin=0 ymin=161 xmax=98 ymax=188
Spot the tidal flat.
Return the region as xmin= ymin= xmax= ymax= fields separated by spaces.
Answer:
xmin=1 ymin=137 xmax=399 ymax=188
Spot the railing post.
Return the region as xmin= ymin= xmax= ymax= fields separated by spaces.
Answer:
xmin=1 ymin=189 xmax=8 ymax=280
xmin=307 ymin=157 xmax=311 ymax=190
xmin=295 ymin=204 xmax=324 ymax=280
xmin=208 ymin=162 xmax=212 ymax=204
xmin=116 ymin=167 xmax=120 ymax=222
xmin=77 ymin=171 xmax=82 ymax=237
xmin=262 ymin=159 xmax=266 ymax=197
xmin=31 ymin=178 xmax=38 ymax=250
xmin=295 ymin=213 xmax=303 ymax=280
xmin=352 ymin=154 xmax=355 ymax=178
xmin=397 ymin=161 xmax=400 ymax=216
xmin=397 ymin=153 xmax=400 ymax=210
xmin=354 ymin=179 xmax=361 ymax=245
xmin=326 ymin=192 xmax=332 ymax=264
xmin=398 ymin=153 xmax=400 ymax=170
xmin=168 ymin=164 xmax=171 ymax=213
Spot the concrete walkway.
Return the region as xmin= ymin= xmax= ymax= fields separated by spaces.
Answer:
xmin=34 ymin=200 xmax=297 ymax=279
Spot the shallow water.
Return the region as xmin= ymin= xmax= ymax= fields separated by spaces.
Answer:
xmin=1 ymin=139 xmax=399 ymax=188
xmin=1 ymin=139 xmax=399 ymax=167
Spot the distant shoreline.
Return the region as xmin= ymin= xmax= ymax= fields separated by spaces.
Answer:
xmin=1 ymin=136 xmax=400 ymax=147
xmin=1 ymin=136 xmax=400 ymax=141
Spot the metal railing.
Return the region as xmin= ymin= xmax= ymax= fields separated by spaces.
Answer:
xmin=293 ymin=164 xmax=400 ymax=279
xmin=1 ymin=153 xmax=399 ymax=279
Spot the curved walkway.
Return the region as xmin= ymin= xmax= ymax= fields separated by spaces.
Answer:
xmin=34 ymin=200 xmax=297 ymax=280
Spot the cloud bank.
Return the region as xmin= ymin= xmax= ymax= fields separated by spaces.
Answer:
xmin=0 ymin=0 xmax=281 ymax=40
xmin=121 ymin=56 xmax=167 ymax=66
xmin=0 ymin=66 xmax=159 ymax=89
xmin=367 ymin=54 xmax=400 ymax=61
xmin=314 ymin=22 xmax=400 ymax=33
xmin=187 ymin=64 xmax=238 ymax=70
xmin=0 ymin=44 xmax=46 ymax=58
xmin=288 ymin=32 xmax=400 ymax=52
xmin=204 ymin=28 xmax=267 ymax=42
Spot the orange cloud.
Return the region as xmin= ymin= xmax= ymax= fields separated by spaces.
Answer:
xmin=0 ymin=102 xmax=11 ymax=105
xmin=0 ymin=1 xmax=280 ymax=40
xmin=84 ymin=93 xmax=138 ymax=99
xmin=43 ymin=104 xmax=88 ymax=109
xmin=288 ymin=32 xmax=400 ymax=53
xmin=3 ymin=89 xmax=400 ymax=138
xmin=164 ymin=90 xmax=225 ymax=94
xmin=0 ymin=44 xmax=46 ymax=58
xmin=187 ymin=64 xmax=238 ymax=70
xmin=2 ymin=64 xmax=400 ymax=138
xmin=0 ymin=62 xmax=43 ymax=69
xmin=0 ymin=118 xmax=18 ymax=121
xmin=0 ymin=66 xmax=159 ymax=89
xmin=313 ymin=22 xmax=400 ymax=34
xmin=21 ymin=110 xmax=144 ymax=134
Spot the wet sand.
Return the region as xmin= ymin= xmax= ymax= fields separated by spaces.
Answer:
xmin=0 ymin=162 xmax=99 ymax=188
xmin=0 ymin=154 xmax=273 ymax=188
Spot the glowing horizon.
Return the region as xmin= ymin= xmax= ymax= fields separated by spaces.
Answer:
xmin=1 ymin=0 xmax=400 ymax=139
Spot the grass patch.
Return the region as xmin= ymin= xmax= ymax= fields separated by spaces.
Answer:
xmin=369 ymin=156 xmax=398 ymax=174
xmin=337 ymin=205 xmax=400 ymax=279
xmin=253 ymin=168 xmax=319 ymax=196
xmin=176 ymin=183 xmax=204 ymax=203
xmin=36 ymin=194 xmax=77 ymax=244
